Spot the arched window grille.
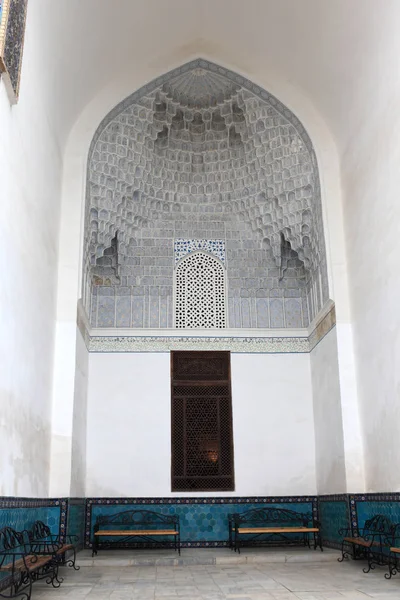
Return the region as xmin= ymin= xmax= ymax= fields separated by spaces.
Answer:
xmin=174 ymin=252 xmax=227 ymax=328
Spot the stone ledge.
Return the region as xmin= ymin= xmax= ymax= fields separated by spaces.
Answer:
xmin=77 ymin=300 xmax=335 ymax=354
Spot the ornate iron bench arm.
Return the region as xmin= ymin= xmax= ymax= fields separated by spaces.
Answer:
xmin=27 ymin=540 xmax=63 ymax=555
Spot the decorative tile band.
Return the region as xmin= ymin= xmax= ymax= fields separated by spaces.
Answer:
xmin=85 ymin=495 xmax=318 ymax=549
xmin=87 ymin=335 xmax=309 ymax=354
xmin=174 ymin=239 xmax=226 ymax=265
xmin=77 ymin=301 xmax=336 ymax=353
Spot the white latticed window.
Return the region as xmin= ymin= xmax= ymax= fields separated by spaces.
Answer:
xmin=174 ymin=252 xmax=226 ymax=328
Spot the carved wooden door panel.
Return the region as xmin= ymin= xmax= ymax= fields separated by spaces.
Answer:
xmin=171 ymin=351 xmax=234 ymax=491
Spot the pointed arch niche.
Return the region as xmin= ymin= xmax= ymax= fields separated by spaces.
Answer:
xmin=84 ymin=59 xmax=329 ymax=329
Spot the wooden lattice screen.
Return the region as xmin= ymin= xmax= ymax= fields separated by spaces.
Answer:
xmin=171 ymin=351 xmax=234 ymax=491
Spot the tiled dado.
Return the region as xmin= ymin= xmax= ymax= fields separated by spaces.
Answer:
xmin=349 ymin=493 xmax=400 ymax=535
xmin=0 ymin=497 xmax=85 ymax=546
xmin=2 ymin=493 xmax=400 ymax=552
xmin=0 ymin=497 xmax=68 ymax=539
xmin=77 ymin=301 xmax=336 ymax=353
xmin=318 ymin=495 xmax=350 ymax=549
xmin=318 ymin=493 xmax=400 ymax=549
xmin=67 ymin=498 xmax=85 ymax=550
xmin=85 ymin=496 xmax=318 ymax=549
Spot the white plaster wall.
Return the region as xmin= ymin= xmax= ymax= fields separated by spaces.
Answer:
xmin=310 ymin=328 xmax=346 ymax=494
xmin=86 ymin=352 xmax=316 ymax=497
xmin=0 ymin=1 xmax=63 ymax=496
xmin=340 ymin=9 xmax=400 ymax=490
xmin=70 ymin=330 xmax=89 ymax=497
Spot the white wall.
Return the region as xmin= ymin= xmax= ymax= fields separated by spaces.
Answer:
xmin=0 ymin=1 xmax=63 ymax=496
xmin=340 ymin=8 xmax=400 ymax=491
xmin=86 ymin=352 xmax=316 ymax=497
xmin=310 ymin=329 xmax=346 ymax=494
xmin=70 ymin=330 xmax=89 ymax=496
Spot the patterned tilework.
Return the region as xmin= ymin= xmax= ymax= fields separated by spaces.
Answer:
xmin=0 ymin=498 xmax=67 ymax=539
xmin=350 ymin=494 xmax=400 ymax=532
xmin=85 ymin=497 xmax=317 ymax=549
xmin=87 ymin=335 xmax=310 ymax=354
xmin=174 ymin=240 xmax=226 ymax=264
xmin=318 ymin=495 xmax=350 ymax=549
xmin=67 ymin=499 xmax=85 ymax=550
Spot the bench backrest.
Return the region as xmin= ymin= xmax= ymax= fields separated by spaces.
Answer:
xmin=363 ymin=514 xmax=393 ymax=536
xmin=0 ymin=527 xmax=24 ymax=552
xmin=30 ymin=520 xmax=52 ymax=541
xmin=95 ymin=510 xmax=179 ymax=528
xmin=232 ymin=507 xmax=314 ymax=527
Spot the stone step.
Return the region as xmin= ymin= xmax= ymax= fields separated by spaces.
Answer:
xmin=76 ymin=547 xmax=340 ymax=567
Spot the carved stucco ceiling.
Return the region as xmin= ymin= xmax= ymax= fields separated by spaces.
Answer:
xmin=86 ymin=61 xmax=324 ymax=275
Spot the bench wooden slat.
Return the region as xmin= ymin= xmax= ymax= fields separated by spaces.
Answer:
xmin=344 ymin=536 xmax=373 ymax=548
xmin=390 ymin=547 xmax=400 ymax=554
xmin=0 ymin=555 xmax=52 ymax=572
xmin=95 ymin=530 xmax=178 ymax=536
xmin=237 ymin=527 xmax=319 ymax=534
xmin=56 ymin=543 xmax=73 ymax=554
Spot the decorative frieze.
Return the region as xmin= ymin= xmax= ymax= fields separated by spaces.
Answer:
xmin=77 ymin=299 xmax=336 ymax=353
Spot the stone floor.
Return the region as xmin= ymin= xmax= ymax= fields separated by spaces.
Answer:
xmin=31 ymin=549 xmax=400 ymax=600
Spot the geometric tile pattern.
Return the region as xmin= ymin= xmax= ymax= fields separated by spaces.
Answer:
xmin=318 ymin=495 xmax=350 ymax=549
xmin=349 ymin=493 xmax=400 ymax=534
xmin=67 ymin=499 xmax=86 ymax=550
xmin=174 ymin=240 xmax=226 ymax=264
xmin=2 ymin=492 xmax=400 ymax=554
xmin=85 ymin=496 xmax=318 ymax=548
xmin=175 ymin=252 xmax=226 ymax=328
xmin=0 ymin=497 xmax=67 ymax=539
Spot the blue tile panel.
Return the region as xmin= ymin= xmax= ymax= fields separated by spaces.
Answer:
xmin=85 ymin=497 xmax=317 ymax=548
xmin=319 ymin=496 xmax=350 ymax=548
xmin=0 ymin=498 xmax=67 ymax=538
xmin=350 ymin=495 xmax=400 ymax=532
xmin=67 ymin=499 xmax=85 ymax=549
xmin=348 ymin=495 xmax=400 ymax=559
xmin=0 ymin=506 xmax=60 ymax=535
xmin=0 ymin=498 xmax=67 ymax=588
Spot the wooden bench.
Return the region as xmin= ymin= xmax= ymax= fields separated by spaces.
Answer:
xmin=30 ymin=520 xmax=80 ymax=571
xmin=0 ymin=526 xmax=61 ymax=599
xmin=228 ymin=507 xmax=322 ymax=553
xmin=384 ymin=522 xmax=400 ymax=579
xmin=92 ymin=510 xmax=180 ymax=556
xmin=338 ymin=514 xmax=393 ymax=573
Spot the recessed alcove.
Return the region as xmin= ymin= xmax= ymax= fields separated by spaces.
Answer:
xmin=71 ymin=61 xmax=347 ymax=504
xmin=83 ymin=61 xmax=328 ymax=331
